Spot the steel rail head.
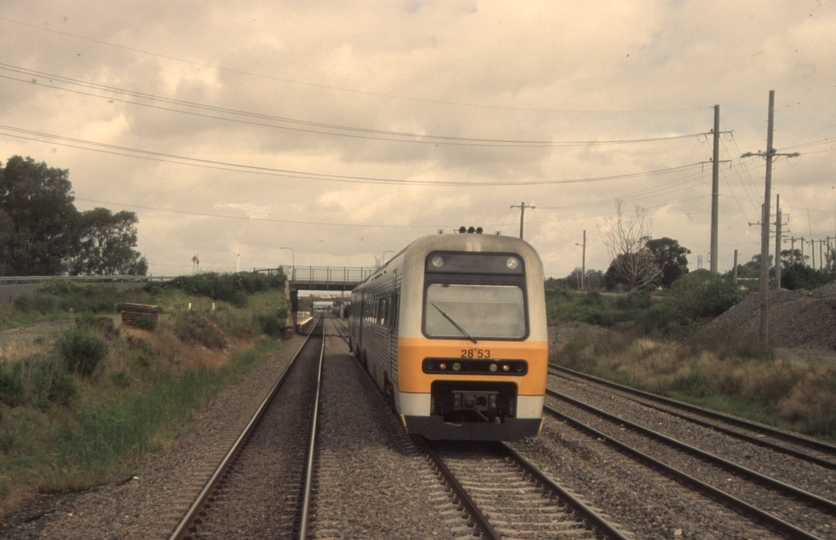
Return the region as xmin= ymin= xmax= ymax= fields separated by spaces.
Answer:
xmin=298 ymin=316 xmax=326 ymax=539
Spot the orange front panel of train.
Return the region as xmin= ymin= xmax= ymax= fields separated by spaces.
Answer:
xmin=397 ymin=337 xmax=547 ymax=395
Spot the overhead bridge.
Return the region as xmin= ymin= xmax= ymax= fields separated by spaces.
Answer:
xmin=254 ymin=266 xmax=377 ymax=291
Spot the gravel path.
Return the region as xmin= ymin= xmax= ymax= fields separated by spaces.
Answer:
xmin=306 ymin=324 xmax=459 ymax=538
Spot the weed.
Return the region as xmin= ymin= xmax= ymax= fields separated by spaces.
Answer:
xmin=175 ymin=311 xmax=227 ymax=350
xmin=137 ymin=314 xmax=157 ymax=331
xmin=55 ymin=328 xmax=108 ymax=377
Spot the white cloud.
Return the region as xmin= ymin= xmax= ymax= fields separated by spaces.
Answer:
xmin=1 ymin=1 xmax=834 ymax=279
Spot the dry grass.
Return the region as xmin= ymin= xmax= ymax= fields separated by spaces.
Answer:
xmin=551 ymin=324 xmax=836 ymax=440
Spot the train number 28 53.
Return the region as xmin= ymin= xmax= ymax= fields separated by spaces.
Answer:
xmin=461 ymin=349 xmax=491 ymax=358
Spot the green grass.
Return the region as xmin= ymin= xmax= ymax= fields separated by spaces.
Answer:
xmin=55 ymin=339 xmax=272 ymax=483
xmin=0 ymin=275 xmax=289 ymax=513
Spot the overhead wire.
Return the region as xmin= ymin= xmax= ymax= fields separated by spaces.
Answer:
xmin=0 ymin=16 xmax=712 ymax=115
xmin=0 ymin=124 xmax=709 ymax=187
xmin=0 ymin=64 xmax=706 ymax=148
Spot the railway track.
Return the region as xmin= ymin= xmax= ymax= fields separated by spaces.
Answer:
xmin=418 ymin=437 xmax=630 ymax=539
xmin=546 ymin=364 xmax=836 ymax=539
xmin=170 ymin=317 xmax=325 ymax=539
xmin=550 ymin=364 xmax=836 ymax=468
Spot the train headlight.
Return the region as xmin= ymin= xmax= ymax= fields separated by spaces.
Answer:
xmin=506 ymin=257 xmax=519 ymax=270
xmin=431 ymin=255 xmax=444 ymax=268
xmin=489 ymin=363 xmax=498 ymax=372
xmin=452 ymin=362 xmax=461 ymax=371
xmin=439 ymin=363 xmax=447 ymax=370
xmin=502 ymin=364 xmax=510 ymax=372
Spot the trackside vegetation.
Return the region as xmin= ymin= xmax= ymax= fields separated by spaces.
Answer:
xmin=547 ymin=272 xmax=836 ymax=441
xmin=0 ymin=272 xmax=289 ymax=514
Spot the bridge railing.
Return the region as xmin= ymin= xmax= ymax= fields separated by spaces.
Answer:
xmin=253 ymin=266 xmax=378 ymax=287
xmin=289 ymin=266 xmax=376 ymax=284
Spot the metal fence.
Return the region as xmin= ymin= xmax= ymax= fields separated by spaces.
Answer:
xmin=0 ymin=275 xmax=176 ymax=284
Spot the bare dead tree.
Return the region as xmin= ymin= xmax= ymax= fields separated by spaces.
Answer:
xmin=600 ymin=201 xmax=662 ymax=291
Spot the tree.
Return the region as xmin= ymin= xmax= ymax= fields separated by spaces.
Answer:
xmin=66 ymin=208 xmax=148 ymax=275
xmin=0 ymin=156 xmax=79 ymax=275
xmin=600 ymin=201 xmax=661 ymax=291
xmin=781 ymin=263 xmax=832 ymax=290
xmin=645 ymin=237 xmax=690 ymax=288
xmin=779 ymin=248 xmax=805 ymax=268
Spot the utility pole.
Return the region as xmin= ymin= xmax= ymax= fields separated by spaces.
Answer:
xmin=774 ymin=195 xmax=782 ymax=288
xmin=741 ymin=90 xmax=799 ymax=345
xmin=733 ymin=249 xmax=739 ymax=285
xmin=511 ymin=202 xmax=534 ymax=240
xmin=576 ymin=230 xmax=587 ymax=290
xmin=810 ymin=239 xmax=816 ymax=269
xmin=710 ymin=104 xmax=720 ymax=273
xmin=800 ymin=237 xmax=805 ymax=265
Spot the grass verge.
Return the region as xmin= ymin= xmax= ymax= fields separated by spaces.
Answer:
xmin=0 ymin=274 xmax=289 ymax=515
xmin=551 ymin=324 xmax=836 ymax=441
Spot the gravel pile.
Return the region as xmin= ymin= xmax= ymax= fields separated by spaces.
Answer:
xmin=702 ymin=284 xmax=836 ymax=352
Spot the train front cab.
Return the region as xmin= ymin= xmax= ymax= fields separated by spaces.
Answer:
xmin=395 ymin=242 xmax=548 ymax=441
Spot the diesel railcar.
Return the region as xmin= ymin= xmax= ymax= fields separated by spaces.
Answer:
xmin=348 ymin=231 xmax=548 ymax=441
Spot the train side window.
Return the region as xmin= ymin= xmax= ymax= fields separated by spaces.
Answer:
xmin=391 ymin=292 xmax=400 ymax=331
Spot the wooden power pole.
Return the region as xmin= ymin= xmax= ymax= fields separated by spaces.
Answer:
xmin=710 ymin=104 xmax=720 ymax=273
xmin=741 ymin=90 xmax=800 ymax=345
xmin=511 ymin=202 xmax=534 ymax=240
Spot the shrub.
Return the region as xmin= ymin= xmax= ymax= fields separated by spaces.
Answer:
xmin=0 ymin=365 xmax=25 ymax=407
xmin=153 ymin=272 xmax=285 ymax=305
xmin=33 ymin=358 xmax=77 ymax=408
xmin=175 ymin=311 xmax=227 ymax=349
xmin=781 ymin=263 xmax=833 ymax=290
xmin=0 ymin=356 xmax=77 ymax=408
xmin=256 ymin=313 xmax=284 ymax=337
xmin=616 ymin=290 xmax=652 ymax=310
xmin=137 ymin=314 xmax=157 ymax=331
xmin=13 ymin=293 xmax=59 ymax=314
xmin=666 ymin=272 xmax=743 ymax=322
xmin=56 ymin=329 xmax=108 ymax=377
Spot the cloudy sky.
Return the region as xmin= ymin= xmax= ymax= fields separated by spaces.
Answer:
xmin=1 ymin=1 xmax=834 ymax=279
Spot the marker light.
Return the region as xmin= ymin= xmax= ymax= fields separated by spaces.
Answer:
xmin=489 ymin=363 xmax=498 ymax=372
xmin=502 ymin=364 xmax=510 ymax=372
xmin=452 ymin=362 xmax=461 ymax=371
xmin=439 ymin=363 xmax=447 ymax=370
xmin=506 ymin=257 xmax=519 ymax=270
xmin=431 ymin=255 xmax=444 ymax=267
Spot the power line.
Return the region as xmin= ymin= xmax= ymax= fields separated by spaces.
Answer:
xmin=0 ymin=64 xmax=708 ymax=148
xmin=0 ymin=16 xmax=713 ymax=115
xmin=0 ymin=124 xmax=708 ymax=187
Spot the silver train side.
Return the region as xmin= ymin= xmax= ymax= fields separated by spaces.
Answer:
xmin=348 ymin=233 xmax=548 ymax=441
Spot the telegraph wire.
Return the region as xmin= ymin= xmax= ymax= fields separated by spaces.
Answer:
xmin=0 ymin=124 xmax=708 ymax=187
xmin=0 ymin=64 xmax=706 ymax=147
xmin=0 ymin=16 xmax=712 ymax=115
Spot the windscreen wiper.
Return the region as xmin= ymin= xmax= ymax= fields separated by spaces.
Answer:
xmin=431 ymin=303 xmax=477 ymax=344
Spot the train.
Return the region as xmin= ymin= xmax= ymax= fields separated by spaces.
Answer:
xmin=348 ymin=230 xmax=548 ymax=441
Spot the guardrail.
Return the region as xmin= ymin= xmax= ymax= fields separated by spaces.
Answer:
xmin=0 ymin=275 xmax=177 ymax=284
